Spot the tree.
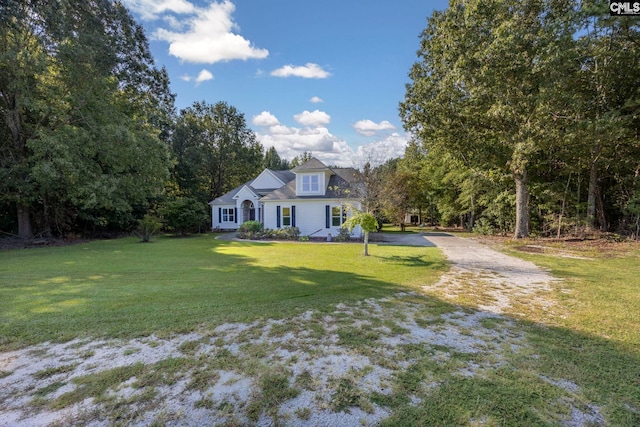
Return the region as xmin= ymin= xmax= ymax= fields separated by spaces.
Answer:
xmin=0 ymin=0 xmax=172 ymax=237
xmin=160 ymin=197 xmax=208 ymax=235
xmin=401 ymin=0 xmax=577 ymax=238
xmin=343 ymin=211 xmax=378 ymax=256
xmin=264 ymin=146 xmax=290 ymax=170
xmin=171 ymin=101 xmax=264 ymax=203
xmin=290 ymin=151 xmax=313 ymax=168
xmin=570 ymin=2 xmax=640 ymax=231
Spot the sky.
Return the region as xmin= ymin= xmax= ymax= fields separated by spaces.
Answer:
xmin=122 ymin=0 xmax=450 ymax=167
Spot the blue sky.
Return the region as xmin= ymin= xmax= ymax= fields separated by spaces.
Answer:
xmin=122 ymin=0 xmax=449 ymax=166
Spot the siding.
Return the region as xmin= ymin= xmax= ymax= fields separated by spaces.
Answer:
xmin=262 ymin=200 xmax=361 ymax=237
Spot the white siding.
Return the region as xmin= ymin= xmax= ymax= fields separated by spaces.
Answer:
xmin=262 ymin=200 xmax=362 ymax=238
xmin=251 ymin=170 xmax=285 ymax=190
xmin=211 ymin=204 xmax=238 ymax=230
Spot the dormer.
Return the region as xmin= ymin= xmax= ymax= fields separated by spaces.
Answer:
xmin=291 ymin=157 xmax=334 ymax=197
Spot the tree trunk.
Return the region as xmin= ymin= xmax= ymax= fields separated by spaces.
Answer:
xmin=586 ymin=159 xmax=598 ymax=231
xmin=17 ymin=203 xmax=33 ymax=238
xmin=363 ymin=231 xmax=369 ymax=256
xmin=514 ymin=170 xmax=529 ymax=239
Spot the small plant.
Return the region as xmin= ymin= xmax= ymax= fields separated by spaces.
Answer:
xmin=334 ymin=227 xmax=352 ymax=242
xmin=294 ymin=407 xmax=311 ymax=420
xmin=472 ymin=218 xmax=495 ymax=235
xmin=136 ymin=214 xmax=162 ymax=243
xmin=299 ymin=235 xmax=310 ymax=242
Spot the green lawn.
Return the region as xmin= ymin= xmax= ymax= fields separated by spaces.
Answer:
xmin=0 ymin=234 xmax=446 ymax=350
xmin=2 ymin=234 xmax=639 ymax=425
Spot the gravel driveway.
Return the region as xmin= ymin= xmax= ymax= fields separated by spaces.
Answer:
xmin=380 ymin=232 xmax=559 ymax=315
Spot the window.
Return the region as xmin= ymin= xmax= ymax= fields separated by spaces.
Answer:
xmin=222 ymin=208 xmax=235 ymax=222
xmin=331 ymin=206 xmax=345 ymax=226
xmin=282 ymin=207 xmax=291 ymax=226
xmin=302 ymin=175 xmax=319 ymax=192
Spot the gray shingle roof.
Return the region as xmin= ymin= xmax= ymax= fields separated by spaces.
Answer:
xmin=210 ymin=161 xmax=363 ymax=204
xmin=209 ymin=169 xmax=297 ymax=205
xmin=291 ymin=157 xmax=330 ymax=172
xmin=260 ymin=167 xmax=363 ymax=201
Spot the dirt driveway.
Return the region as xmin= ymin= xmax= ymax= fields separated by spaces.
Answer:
xmin=381 ymin=232 xmax=559 ymax=315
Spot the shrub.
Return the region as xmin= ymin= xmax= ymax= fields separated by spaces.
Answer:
xmin=136 ymin=214 xmax=162 ymax=243
xmin=472 ymin=217 xmax=495 ymax=235
xmin=160 ymin=198 xmax=208 ymax=235
xmin=334 ymin=227 xmax=352 ymax=242
xmin=238 ymin=221 xmax=263 ymax=239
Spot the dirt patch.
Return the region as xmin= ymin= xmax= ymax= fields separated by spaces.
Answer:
xmin=0 ymin=294 xmax=523 ymax=426
xmin=422 ymin=235 xmax=561 ymax=317
xmin=0 ymin=235 xmax=606 ymax=426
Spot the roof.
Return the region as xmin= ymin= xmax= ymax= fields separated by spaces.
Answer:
xmin=291 ymin=157 xmax=331 ymax=172
xmin=209 ymin=159 xmax=363 ymax=204
xmin=209 ymin=169 xmax=296 ymax=205
xmin=261 ymin=167 xmax=363 ymax=201
xmin=270 ymin=169 xmax=295 ymax=183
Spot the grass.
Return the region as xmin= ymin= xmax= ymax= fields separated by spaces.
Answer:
xmin=3 ymin=232 xmax=639 ymax=425
xmin=0 ymin=234 xmax=446 ymax=350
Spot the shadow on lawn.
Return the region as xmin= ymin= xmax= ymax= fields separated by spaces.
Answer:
xmin=1 ymin=237 xmax=639 ymax=425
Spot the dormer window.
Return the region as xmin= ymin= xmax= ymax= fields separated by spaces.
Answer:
xmin=302 ymin=175 xmax=319 ymax=192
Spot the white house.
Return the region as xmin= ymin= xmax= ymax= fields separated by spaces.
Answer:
xmin=209 ymin=158 xmax=363 ymax=238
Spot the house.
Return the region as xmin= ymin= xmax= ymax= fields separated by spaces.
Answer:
xmin=209 ymin=158 xmax=363 ymax=238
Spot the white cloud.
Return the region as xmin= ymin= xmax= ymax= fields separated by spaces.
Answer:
xmin=310 ymin=96 xmax=324 ymax=103
xmin=150 ymin=1 xmax=268 ymax=64
xmin=123 ymin=0 xmax=196 ymax=20
xmin=195 ymin=69 xmax=214 ymax=84
xmin=180 ymin=69 xmax=214 ymax=84
xmin=254 ymin=116 xmax=410 ymax=168
xmin=252 ymin=111 xmax=280 ymax=127
xmin=294 ymin=110 xmax=331 ymax=127
xmin=355 ymin=133 xmax=409 ymax=161
xmin=352 ymin=119 xmax=397 ymax=136
xmin=271 ymin=63 xmax=331 ymax=79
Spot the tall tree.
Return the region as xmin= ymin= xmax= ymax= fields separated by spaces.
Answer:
xmin=571 ymin=2 xmax=640 ymax=231
xmin=0 ymin=0 xmax=173 ymax=237
xmin=264 ymin=146 xmax=290 ymax=170
xmin=401 ymin=0 xmax=577 ymax=238
xmin=172 ymin=101 xmax=264 ymax=202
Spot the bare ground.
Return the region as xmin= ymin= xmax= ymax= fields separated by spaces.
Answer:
xmin=0 ymin=234 xmax=603 ymax=426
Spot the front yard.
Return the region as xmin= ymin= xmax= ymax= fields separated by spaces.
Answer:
xmin=0 ymin=234 xmax=638 ymax=426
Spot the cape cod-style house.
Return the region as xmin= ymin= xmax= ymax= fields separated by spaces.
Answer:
xmin=209 ymin=158 xmax=363 ymax=238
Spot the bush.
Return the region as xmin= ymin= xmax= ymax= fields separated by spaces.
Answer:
xmin=237 ymin=225 xmax=300 ymax=241
xmin=472 ymin=217 xmax=496 ymax=235
xmin=238 ymin=220 xmax=263 ymax=239
xmin=273 ymin=227 xmax=300 ymax=240
xmin=334 ymin=227 xmax=353 ymax=242
xmin=136 ymin=214 xmax=162 ymax=243
xmin=160 ymin=198 xmax=208 ymax=235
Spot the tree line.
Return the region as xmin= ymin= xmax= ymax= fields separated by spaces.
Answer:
xmin=3 ymin=1 xmax=638 ymax=240
xmin=0 ymin=0 xmax=303 ymax=238
xmin=399 ymin=0 xmax=640 ymax=239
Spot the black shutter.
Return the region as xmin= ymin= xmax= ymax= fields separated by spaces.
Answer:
xmin=325 ymin=205 xmax=330 ymax=228
xmin=219 ymin=208 xmax=222 ymax=223
xmin=276 ymin=206 xmax=281 ymax=228
xmin=292 ymin=206 xmax=296 ymax=227
xmin=234 ymin=208 xmax=238 ymax=223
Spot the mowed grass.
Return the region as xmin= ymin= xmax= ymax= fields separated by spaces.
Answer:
xmin=0 ymin=234 xmax=446 ymax=350
xmin=376 ymin=241 xmax=640 ymax=426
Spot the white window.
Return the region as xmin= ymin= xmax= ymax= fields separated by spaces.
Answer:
xmin=222 ymin=208 xmax=235 ymax=222
xmin=282 ymin=207 xmax=291 ymax=226
xmin=302 ymin=175 xmax=319 ymax=192
xmin=332 ymin=206 xmax=345 ymax=226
